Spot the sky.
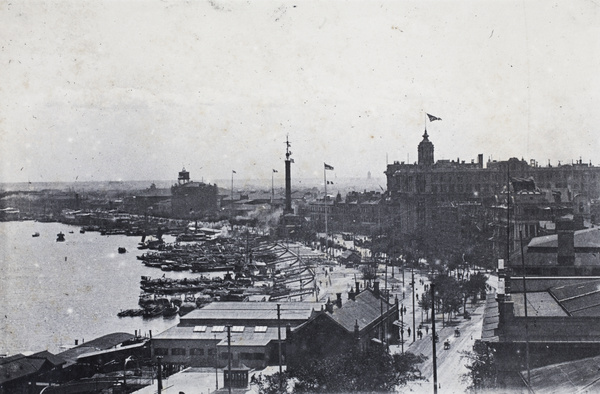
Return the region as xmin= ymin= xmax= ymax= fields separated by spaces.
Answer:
xmin=1 ymin=0 xmax=599 ymax=186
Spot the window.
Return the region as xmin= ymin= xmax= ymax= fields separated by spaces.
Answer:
xmin=190 ymin=348 xmax=204 ymax=356
xmin=212 ymin=326 xmax=225 ymax=333
xmin=254 ymin=326 xmax=268 ymax=333
xmin=193 ymin=326 xmax=207 ymax=332
xmin=155 ymin=348 xmax=168 ymax=356
xmin=232 ymin=326 xmax=245 ymax=333
xmin=171 ymin=348 xmax=186 ymax=356
xmin=208 ymin=348 xmax=216 ymax=356
xmin=241 ymin=352 xmax=265 ymax=360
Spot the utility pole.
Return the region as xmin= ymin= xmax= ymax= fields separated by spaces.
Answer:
xmin=214 ymin=334 xmax=219 ymax=390
xmin=412 ymin=268 xmax=416 ymax=343
xmin=227 ymin=325 xmax=232 ymax=394
xmin=157 ymin=356 xmax=163 ymax=394
xmin=277 ymin=303 xmax=283 ymax=391
xmin=431 ymin=284 xmax=438 ymax=394
xmin=400 ymin=303 xmax=404 ymax=354
xmin=520 ymin=230 xmax=531 ymax=388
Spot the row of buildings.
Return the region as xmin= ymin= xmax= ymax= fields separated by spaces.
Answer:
xmin=480 ymin=215 xmax=600 ymax=391
xmin=1 ymin=284 xmax=399 ymax=393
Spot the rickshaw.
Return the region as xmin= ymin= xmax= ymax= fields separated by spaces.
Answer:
xmin=454 ymin=328 xmax=461 ymax=337
xmin=444 ymin=340 xmax=451 ymax=350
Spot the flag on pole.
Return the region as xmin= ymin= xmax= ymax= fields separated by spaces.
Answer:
xmin=427 ymin=113 xmax=442 ymax=122
xmin=273 ymin=169 xmax=278 ymax=173
xmin=324 ymin=163 xmax=334 ymax=170
xmin=232 ymin=170 xmax=236 ymax=174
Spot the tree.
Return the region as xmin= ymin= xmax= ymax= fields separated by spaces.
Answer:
xmin=461 ymin=340 xmax=498 ymax=392
xmin=462 ymin=271 xmax=488 ymax=310
xmin=418 ymin=290 xmax=432 ymax=323
xmin=430 ymin=274 xmax=464 ymax=324
xmin=259 ymin=347 xmax=427 ymax=394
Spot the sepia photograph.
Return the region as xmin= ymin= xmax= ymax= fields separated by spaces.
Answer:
xmin=1 ymin=0 xmax=599 ymax=393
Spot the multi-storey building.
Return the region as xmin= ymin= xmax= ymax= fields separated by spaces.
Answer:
xmin=385 ymin=130 xmax=600 ymax=239
xmin=299 ymin=191 xmax=388 ymax=235
xmin=170 ymin=168 xmax=219 ymax=219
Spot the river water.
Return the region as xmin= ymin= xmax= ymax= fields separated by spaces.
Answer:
xmin=0 ymin=221 xmax=203 ymax=355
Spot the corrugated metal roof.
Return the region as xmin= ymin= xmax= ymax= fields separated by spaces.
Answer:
xmin=549 ymin=279 xmax=600 ymax=316
xmin=524 ymin=353 xmax=600 ymax=394
xmin=511 ymin=292 xmax=567 ymax=317
xmin=480 ymin=297 xmax=500 ymax=342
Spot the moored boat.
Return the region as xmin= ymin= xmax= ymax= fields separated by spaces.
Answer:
xmin=32 ymin=232 xmax=40 ymax=237
xmin=163 ymin=304 xmax=179 ymax=318
xmin=56 ymin=232 xmax=65 ymax=242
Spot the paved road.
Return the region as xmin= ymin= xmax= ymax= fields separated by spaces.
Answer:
xmin=394 ymin=297 xmax=487 ymax=394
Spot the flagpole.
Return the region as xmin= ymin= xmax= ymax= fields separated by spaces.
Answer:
xmin=324 ymin=164 xmax=328 ymax=238
xmin=231 ymin=170 xmax=234 ymax=232
xmin=271 ymin=170 xmax=274 ymax=205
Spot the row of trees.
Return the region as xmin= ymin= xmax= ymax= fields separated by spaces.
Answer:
xmin=257 ymin=347 xmax=427 ymax=394
xmin=418 ymin=272 xmax=488 ymax=325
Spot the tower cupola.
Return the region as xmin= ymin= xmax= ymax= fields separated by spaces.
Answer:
xmin=418 ymin=130 xmax=434 ymax=166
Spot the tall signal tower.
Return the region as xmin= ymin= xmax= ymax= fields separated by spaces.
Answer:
xmin=284 ymin=135 xmax=293 ymax=214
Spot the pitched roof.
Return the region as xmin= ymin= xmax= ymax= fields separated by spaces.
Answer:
xmin=549 ymin=279 xmax=600 ymax=316
xmin=56 ymin=332 xmax=135 ymax=365
xmin=0 ymin=354 xmax=40 ymax=384
xmin=324 ymin=289 xmax=390 ymax=333
xmin=0 ymin=352 xmax=64 ymax=385
xmin=154 ymin=326 xmax=285 ymax=347
xmin=524 ymin=353 xmax=600 ymax=393
xmin=180 ymin=302 xmax=323 ymax=324
xmin=528 ymin=227 xmax=600 ymax=249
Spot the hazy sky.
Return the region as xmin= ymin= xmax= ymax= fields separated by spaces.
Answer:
xmin=1 ymin=0 xmax=599 ymax=185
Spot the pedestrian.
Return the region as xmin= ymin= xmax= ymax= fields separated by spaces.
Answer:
xmin=425 ymin=325 xmax=429 ymax=334
xmin=416 ymin=294 xmax=419 ymax=301
xmin=407 ymin=327 xmax=411 ymax=337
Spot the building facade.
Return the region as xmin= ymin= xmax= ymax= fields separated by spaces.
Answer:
xmin=385 ymin=129 xmax=600 ymax=239
xmin=171 ymin=168 xmax=219 ymax=219
xmin=286 ymin=285 xmax=400 ymax=371
xmin=151 ymin=301 xmax=324 ymax=370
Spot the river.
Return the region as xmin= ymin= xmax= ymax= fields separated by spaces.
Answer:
xmin=0 ymin=220 xmax=204 ymax=355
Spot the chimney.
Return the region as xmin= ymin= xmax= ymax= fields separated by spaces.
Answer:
xmin=557 ymin=217 xmax=575 ymax=266
xmin=74 ymin=339 xmax=78 ymax=346
xmin=373 ymin=281 xmax=380 ymax=298
xmin=336 ymin=293 xmax=342 ymax=308
xmin=325 ymin=298 xmax=334 ymax=313
xmin=348 ymin=287 xmax=356 ymax=301
xmin=478 ymin=154 xmax=484 ymax=168
xmin=356 ymin=281 xmax=361 ymax=294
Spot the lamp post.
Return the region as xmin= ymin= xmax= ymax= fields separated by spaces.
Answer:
xmin=431 ymin=284 xmax=438 ymax=394
xmin=231 ymin=170 xmax=236 ymax=232
xmin=214 ymin=334 xmax=219 ymax=390
xmin=411 ymin=268 xmax=416 ymax=343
